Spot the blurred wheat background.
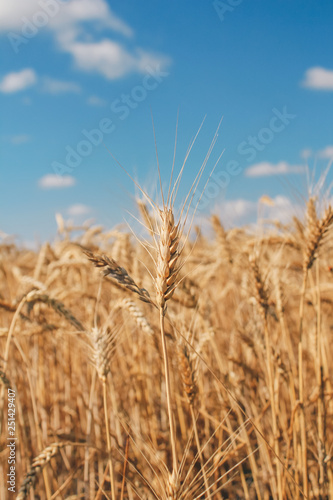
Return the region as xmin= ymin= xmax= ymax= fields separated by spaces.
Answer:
xmin=1 ymin=188 xmax=333 ymax=499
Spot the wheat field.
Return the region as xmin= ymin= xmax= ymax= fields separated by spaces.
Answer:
xmin=0 ymin=183 xmax=333 ymax=498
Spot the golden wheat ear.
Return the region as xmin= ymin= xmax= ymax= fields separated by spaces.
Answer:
xmin=303 ymin=199 xmax=333 ymax=271
xmin=154 ymin=208 xmax=181 ymax=312
xmin=152 ymin=118 xmax=224 ymax=312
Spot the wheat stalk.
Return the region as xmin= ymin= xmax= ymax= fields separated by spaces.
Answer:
xmin=177 ymin=339 xmax=213 ymax=499
xmin=250 ymin=255 xmax=283 ymax=500
xmin=298 ymin=200 xmax=333 ymax=497
xmin=154 ymin=206 xmax=183 ymax=478
xmin=87 ymin=325 xmax=118 ymax=499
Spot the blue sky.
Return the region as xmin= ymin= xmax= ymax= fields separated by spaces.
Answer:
xmin=1 ymin=0 xmax=333 ymax=245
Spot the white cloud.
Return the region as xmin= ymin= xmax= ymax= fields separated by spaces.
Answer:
xmin=0 ymin=1 xmax=41 ymax=29
xmin=300 ymin=146 xmax=333 ymax=160
xmin=215 ymin=195 xmax=297 ymax=227
xmin=42 ymin=76 xmax=81 ymax=94
xmin=87 ymin=95 xmax=107 ymax=106
xmin=260 ymin=195 xmax=297 ymax=224
xmin=66 ymin=39 xmax=169 ymax=79
xmin=0 ymin=71 xmax=81 ymax=95
xmin=38 ymin=174 xmax=76 ymax=189
xmin=1 ymin=1 xmax=170 ymax=81
xmin=211 ymin=199 xmax=257 ymax=227
xmin=0 ymin=0 xmax=132 ymax=36
xmin=302 ymin=67 xmax=333 ymax=91
xmin=245 ymin=161 xmax=305 ymax=177
xmin=50 ymin=0 xmax=133 ymax=37
xmin=318 ymin=146 xmax=333 ymax=159
xmin=0 ymin=68 xmax=37 ymax=93
xmin=67 ymin=203 xmax=91 ymax=216
xmin=224 ymin=199 xmax=256 ymax=219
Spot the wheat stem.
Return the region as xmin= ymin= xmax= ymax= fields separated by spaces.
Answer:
xmin=315 ymin=260 xmax=326 ymax=492
xmin=160 ymin=309 xmax=178 ymax=476
xmin=103 ymin=378 xmax=116 ymax=500
xmin=298 ymin=271 xmax=308 ymax=498
xmin=190 ymin=406 xmax=212 ymax=500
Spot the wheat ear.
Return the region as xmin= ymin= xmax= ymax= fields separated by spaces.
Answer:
xmin=26 ymin=291 xmax=84 ymax=331
xmin=89 ymin=326 xmax=118 ymax=383
xmin=304 ymin=201 xmax=333 ymax=272
xmin=155 ymin=208 xmax=181 ymax=313
xmin=249 ymin=256 xmax=269 ymax=320
xmin=17 ymin=443 xmax=68 ymax=499
xmin=85 ymin=251 xmax=153 ymax=305
xmin=166 ymin=469 xmax=181 ymax=500
xmin=211 ymin=214 xmax=233 ymax=264
xmin=115 ymin=298 xmax=154 ymax=337
xmin=178 ymin=342 xmax=197 ymax=406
